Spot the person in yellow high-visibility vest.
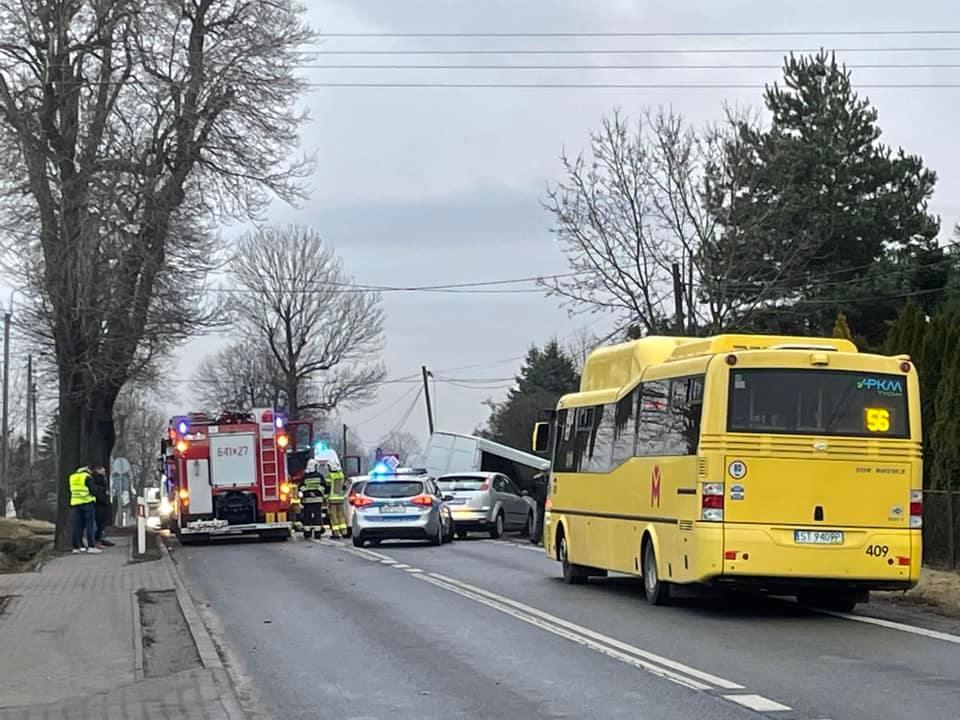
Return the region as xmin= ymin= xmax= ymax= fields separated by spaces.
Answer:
xmin=326 ymin=461 xmax=348 ymax=539
xmin=69 ymin=465 xmax=101 ymax=554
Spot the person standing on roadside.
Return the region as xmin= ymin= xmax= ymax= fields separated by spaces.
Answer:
xmin=69 ymin=464 xmax=102 ymax=554
xmin=91 ymin=465 xmax=115 ymax=548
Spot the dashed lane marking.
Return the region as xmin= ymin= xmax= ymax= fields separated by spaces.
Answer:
xmin=723 ymin=695 xmax=792 ymax=713
xmin=320 ymin=538 xmax=807 ymax=717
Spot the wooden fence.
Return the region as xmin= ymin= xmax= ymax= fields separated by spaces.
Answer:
xmin=923 ymin=490 xmax=960 ymax=570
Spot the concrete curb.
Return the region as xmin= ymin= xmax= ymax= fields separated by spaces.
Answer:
xmin=131 ymin=591 xmax=145 ymax=681
xmin=158 ymin=540 xmax=223 ymax=670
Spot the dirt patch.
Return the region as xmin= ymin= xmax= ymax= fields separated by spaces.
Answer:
xmin=876 ymin=567 xmax=960 ymax=618
xmin=137 ymin=589 xmax=201 ymax=678
xmin=0 ymin=519 xmax=55 ymax=573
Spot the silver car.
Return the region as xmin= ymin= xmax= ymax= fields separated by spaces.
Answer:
xmin=351 ymin=474 xmax=455 ymax=547
xmin=342 ymin=476 xmax=369 ymax=537
xmin=437 ymin=472 xmax=536 ymax=539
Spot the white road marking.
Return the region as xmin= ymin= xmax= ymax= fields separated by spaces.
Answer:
xmin=481 ymin=541 xmax=960 ymax=648
xmin=393 ymin=563 xmax=410 ymax=570
xmin=723 ymin=694 xmax=792 ymax=712
xmin=404 ymin=568 xmax=423 ymax=573
xmin=815 ymin=608 xmax=960 ymax=645
xmin=380 ymin=559 xmax=396 ymax=565
xmin=417 ymin=574 xmax=711 ymax=691
xmin=425 ymin=571 xmax=744 ymax=691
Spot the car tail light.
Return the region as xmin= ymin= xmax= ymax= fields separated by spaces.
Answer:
xmin=909 ymin=490 xmax=922 ymax=529
xmin=702 ymin=482 xmax=724 ymax=522
xmin=411 ymin=494 xmax=434 ymax=507
xmin=479 ymin=481 xmax=489 ymax=490
xmin=351 ymin=495 xmax=375 ymax=508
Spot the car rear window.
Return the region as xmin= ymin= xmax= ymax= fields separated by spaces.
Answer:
xmin=364 ymin=481 xmax=424 ymax=498
xmin=727 ymin=368 xmax=910 ymax=438
xmin=438 ymin=477 xmax=488 ymax=491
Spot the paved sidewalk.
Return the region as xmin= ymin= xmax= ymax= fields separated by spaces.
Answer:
xmin=0 ymin=535 xmax=244 ymax=718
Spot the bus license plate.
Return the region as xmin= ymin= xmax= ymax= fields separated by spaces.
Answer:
xmin=794 ymin=530 xmax=843 ymax=545
xmin=380 ymin=505 xmax=405 ymax=514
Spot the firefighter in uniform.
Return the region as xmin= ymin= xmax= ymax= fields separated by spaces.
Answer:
xmin=326 ymin=460 xmax=348 ymax=538
xmin=298 ymin=459 xmax=330 ymax=538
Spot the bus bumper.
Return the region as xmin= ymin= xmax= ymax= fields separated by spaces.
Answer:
xmin=715 ymin=524 xmax=920 ymax=591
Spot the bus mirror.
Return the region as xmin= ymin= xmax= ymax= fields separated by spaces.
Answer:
xmin=532 ymin=422 xmax=551 ymax=455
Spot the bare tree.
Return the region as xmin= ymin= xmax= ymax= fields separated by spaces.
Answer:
xmin=540 ymin=107 xmax=773 ymax=337
xmin=113 ymin=385 xmax=166 ymax=504
xmin=192 ymin=342 xmax=286 ymax=412
xmin=230 ymin=226 xmax=386 ymax=418
xmin=0 ymin=0 xmax=314 ymax=547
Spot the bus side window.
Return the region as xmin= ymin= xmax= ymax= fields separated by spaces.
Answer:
xmin=554 ymin=409 xmax=577 ymax=473
xmin=612 ymin=388 xmax=639 ymax=467
xmin=638 ymin=380 xmax=670 ymax=456
xmin=670 ymin=376 xmax=705 ymax=456
xmin=584 ymin=403 xmax=615 ymax=473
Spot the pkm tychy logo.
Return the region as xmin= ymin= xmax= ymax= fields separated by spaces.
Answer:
xmin=857 ymin=377 xmax=904 ymax=397
xmin=650 ymin=465 xmax=662 ymax=508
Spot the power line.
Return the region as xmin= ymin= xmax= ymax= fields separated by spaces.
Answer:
xmin=304 ymin=46 xmax=960 ymax=56
xmin=305 ymin=82 xmax=960 ymax=89
xmin=299 ymin=62 xmax=960 ymax=70
xmin=349 ymin=383 xmax=422 ymax=428
xmin=313 ymin=30 xmax=960 ymax=39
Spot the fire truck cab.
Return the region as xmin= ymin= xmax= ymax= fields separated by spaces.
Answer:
xmin=162 ymin=408 xmax=307 ymax=543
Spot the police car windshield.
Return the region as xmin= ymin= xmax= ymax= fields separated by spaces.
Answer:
xmin=365 ymin=481 xmax=424 ymax=498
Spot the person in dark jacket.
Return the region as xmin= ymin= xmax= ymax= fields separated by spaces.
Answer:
xmin=90 ymin=464 xmax=115 ymax=548
xmin=530 ymin=470 xmax=550 ymax=545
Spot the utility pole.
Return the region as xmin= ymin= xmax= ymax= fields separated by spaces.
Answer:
xmin=421 ymin=365 xmax=435 ymax=436
xmin=342 ymin=423 xmax=348 ymax=457
xmin=671 ymin=262 xmax=685 ymax=334
xmin=25 ymin=354 xmax=32 ymax=464
xmin=30 ymin=379 xmax=37 ymax=465
xmin=1 ymin=311 xmax=9 ymax=513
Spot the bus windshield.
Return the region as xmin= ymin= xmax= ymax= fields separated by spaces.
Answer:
xmin=727 ymin=369 xmax=909 ymax=439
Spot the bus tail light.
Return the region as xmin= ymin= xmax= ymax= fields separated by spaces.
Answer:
xmin=909 ymin=490 xmax=922 ymax=529
xmin=702 ymin=483 xmax=724 ymax=522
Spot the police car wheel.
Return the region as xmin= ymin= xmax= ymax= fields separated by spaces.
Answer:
xmin=352 ymin=534 xmax=365 ymax=548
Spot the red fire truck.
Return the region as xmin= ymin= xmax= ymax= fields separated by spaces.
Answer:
xmin=161 ymin=408 xmax=313 ymax=543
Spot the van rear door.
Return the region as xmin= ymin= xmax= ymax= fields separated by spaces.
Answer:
xmin=723 ymin=368 xmax=913 ymax=530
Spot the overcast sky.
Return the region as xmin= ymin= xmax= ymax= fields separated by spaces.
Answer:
xmin=161 ymin=0 xmax=959 ymax=457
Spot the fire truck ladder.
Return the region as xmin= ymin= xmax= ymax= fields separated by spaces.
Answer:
xmin=260 ymin=435 xmax=279 ymax=501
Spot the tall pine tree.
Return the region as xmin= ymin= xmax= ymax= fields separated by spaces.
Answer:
xmin=708 ymin=52 xmax=945 ymax=344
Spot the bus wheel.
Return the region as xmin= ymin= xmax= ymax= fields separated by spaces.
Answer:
xmin=642 ymin=541 xmax=671 ymax=606
xmin=558 ymin=532 xmax=588 ymax=585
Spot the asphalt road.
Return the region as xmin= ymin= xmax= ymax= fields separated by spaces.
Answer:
xmin=173 ymin=534 xmax=960 ymax=720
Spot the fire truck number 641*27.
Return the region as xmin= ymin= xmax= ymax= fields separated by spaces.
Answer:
xmin=159 ymin=408 xmax=313 ymax=544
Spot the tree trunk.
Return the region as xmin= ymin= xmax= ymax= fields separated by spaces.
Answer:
xmin=54 ymin=380 xmax=120 ymax=551
xmin=286 ymin=374 xmax=299 ymax=418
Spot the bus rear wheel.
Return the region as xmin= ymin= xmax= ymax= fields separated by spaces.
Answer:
xmin=642 ymin=541 xmax=671 ymax=606
xmin=558 ymin=532 xmax=588 ymax=585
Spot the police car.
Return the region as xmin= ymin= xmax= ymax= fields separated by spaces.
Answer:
xmin=349 ymin=464 xmax=455 ymax=547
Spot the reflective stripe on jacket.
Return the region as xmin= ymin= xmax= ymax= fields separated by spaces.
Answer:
xmin=69 ymin=468 xmax=95 ymax=506
xmin=327 ymin=471 xmax=346 ymax=500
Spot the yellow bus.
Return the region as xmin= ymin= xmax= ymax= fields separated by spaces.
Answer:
xmin=532 ymin=334 xmax=922 ymax=611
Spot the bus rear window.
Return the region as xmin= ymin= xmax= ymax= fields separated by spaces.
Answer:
xmin=727 ymin=369 xmax=909 ymax=439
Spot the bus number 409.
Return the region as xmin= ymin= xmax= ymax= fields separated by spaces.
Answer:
xmin=865 ymin=544 xmax=889 ymax=557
